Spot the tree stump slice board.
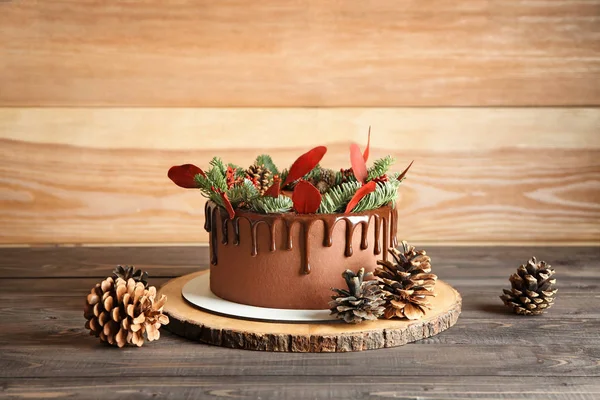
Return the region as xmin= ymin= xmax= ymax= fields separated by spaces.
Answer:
xmin=158 ymin=271 xmax=462 ymax=352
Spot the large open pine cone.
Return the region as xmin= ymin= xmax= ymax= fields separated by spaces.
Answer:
xmin=84 ymin=277 xmax=169 ymax=347
xmin=329 ymin=268 xmax=385 ymax=324
xmin=375 ymin=242 xmax=437 ymax=320
xmin=246 ymin=164 xmax=272 ymax=195
xmin=500 ymin=257 xmax=557 ymax=316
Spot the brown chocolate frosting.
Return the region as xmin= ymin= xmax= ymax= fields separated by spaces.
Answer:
xmin=205 ymin=201 xmax=397 ymax=309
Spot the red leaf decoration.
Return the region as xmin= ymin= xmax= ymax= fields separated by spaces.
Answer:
xmin=350 ymin=143 xmax=368 ymax=183
xmin=345 ymin=181 xmax=377 ymax=213
xmin=292 ymin=180 xmax=322 ymax=214
xmin=396 ymin=160 xmax=414 ymax=181
xmin=168 ymin=164 xmax=206 ymax=189
xmin=218 ymin=190 xmax=235 ymax=219
xmin=264 ymin=176 xmax=281 ymax=198
xmin=363 ymin=126 xmax=371 ymax=162
xmin=282 ymin=146 xmax=327 ymax=187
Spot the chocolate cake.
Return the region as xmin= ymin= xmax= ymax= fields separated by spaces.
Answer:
xmin=168 ymin=132 xmax=412 ymax=310
xmin=206 ymin=202 xmax=398 ymax=309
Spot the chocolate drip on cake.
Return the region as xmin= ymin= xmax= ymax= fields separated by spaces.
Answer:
xmin=204 ymin=202 xmax=219 ymax=266
xmin=204 ymin=202 xmax=396 ymax=271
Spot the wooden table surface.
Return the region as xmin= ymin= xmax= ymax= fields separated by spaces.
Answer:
xmin=1 ymin=246 xmax=599 ymax=399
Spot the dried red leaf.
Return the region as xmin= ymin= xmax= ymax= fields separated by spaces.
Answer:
xmin=264 ymin=175 xmax=281 ymax=198
xmin=350 ymin=143 xmax=368 ymax=183
xmin=282 ymin=146 xmax=327 ymax=187
xmin=363 ymin=126 xmax=371 ymax=162
xmin=168 ymin=164 xmax=206 ymax=189
xmin=217 ymin=189 xmax=235 ymax=219
xmin=396 ymin=160 xmax=414 ymax=181
xmin=345 ymin=181 xmax=377 ymax=213
xmin=292 ymin=180 xmax=322 ymax=214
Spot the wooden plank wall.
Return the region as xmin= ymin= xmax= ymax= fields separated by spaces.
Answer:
xmin=0 ymin=1 xmax=599 ymax=245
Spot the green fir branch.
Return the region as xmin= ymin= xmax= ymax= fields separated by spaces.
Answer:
xmin=207 ymin=168 xmax=227 ymax=191
xmin=279 ymin=169 xmax=289 ymax=184
xmin=209 ymin=157 xmax=227 ymax=176
xmin=304 ymin=164 xmax=322 ymax=181
xmin=255 ymin=155 xmax=279 ymax=175
xmin=367 ymin=156 xmax=396 ymax=181
xmin=334 ymin=170 xmax=345 ymax=186
xmin=226 ymin=179 xmax=260 ymax=208
xmin=318 ymin=181 xmax=362 ymax=214
xmin=249 ymin=195 xmax=293 ymax=214
xmin=351 ymin=180 xmax=400 ymax=213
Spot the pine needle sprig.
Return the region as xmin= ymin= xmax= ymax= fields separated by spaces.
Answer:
xmin=334 ymin=170 xmax=345 ymax=186
xmin=207 ymin=167 xmax=227 ymax=191
xmin=367 ymin=156 xmax=396 ymax=181
xmin=351 ymin=181 xmax=400 ymax=212
xmin=227 ymin=179 xmax=260 ymax=207
xmin=318 ymin=181 xmax=362 ymax=214
xmin=255 ymin=155 xmax=279 ymax=175
xmin=249 ymin=195 xmax=293 ymax=214
xmin=304 ymin=164 xmax=322 ymax=181
xmin=209 ymin=157 xmax=227 ymax=176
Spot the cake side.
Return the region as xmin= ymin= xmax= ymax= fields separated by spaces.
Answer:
xmin=208 ymin=203 xmax=397 ymax=309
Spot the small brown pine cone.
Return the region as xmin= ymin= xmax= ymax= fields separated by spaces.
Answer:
xmin=246 ymin=164 xmax=272 ymax=195
xmin=500 ymin=257 xmax=557 ymax=316
xmin=311 ymin=168 xmax=336 ymax=193
xmin=84 ymin=277 xmax=169 ymax=347
xmin=375 ymin=242 xmax=438 ymax=320
xmin=320 ymin=168 xmax=337 ymax=187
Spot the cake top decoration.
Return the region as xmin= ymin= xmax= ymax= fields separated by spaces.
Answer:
xmin=167 ymin=130 xmax=412 ymax=217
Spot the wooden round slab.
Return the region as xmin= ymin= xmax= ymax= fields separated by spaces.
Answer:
xmin=158 ymin=271 xmax=461 ymax=352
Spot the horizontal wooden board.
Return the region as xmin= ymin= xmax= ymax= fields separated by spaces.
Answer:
xmin=1 ymin=377 xmax=599 ymax=400
xmin=0 ymin=247 xmax=598 ymax=397
xmin=1 ymin=108 xmax=599 ymax=245
xmin=1 ymin=246 xmax=599 ymax=279
xmin=3 ymin=108 xmax=600 ymax=150
xmin=1 ymin=1 xmax=599 ymax=106
xmin=2 ymin=288 xmax=599 ymax=344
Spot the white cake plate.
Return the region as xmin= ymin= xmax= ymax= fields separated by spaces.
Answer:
xmin=181 ymin=271 xmax=336 ymax=322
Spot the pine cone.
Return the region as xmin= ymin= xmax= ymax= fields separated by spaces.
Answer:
xmin=314 ymin=168 xmax=336 ymax=194
xmin=500 ymin=257 xmax=557 ymax=316
xmin=84 ymin=276 xmax=169 ymax=347
xmin=329 ymin=268 xmax=385 ymax=324
xmin=375 ymin=242 xmax=437 ymax=320
xmin=246 ymin=164 xmax=272 ymax=195
xmin=112 ymin=265 xmax=148 ymax=288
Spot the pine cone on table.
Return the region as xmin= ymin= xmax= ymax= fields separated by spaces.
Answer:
xmin=375 ymin=242 xmax=438 ymax=320
xmin=500 ymin=257 xmax=557 ymax=316
xmin=329 ymin=268 xmax=385 ymax=324
xmin=112 ymin=265 xmax=148 ymax=288
xmin=246 ymin=164 xmax=272 ymax=195
xmin=84 ymin=276 xmax=169 ymax=347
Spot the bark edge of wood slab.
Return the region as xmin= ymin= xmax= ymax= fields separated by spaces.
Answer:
xmin=158 ymin=271 xmax=461 ymax=352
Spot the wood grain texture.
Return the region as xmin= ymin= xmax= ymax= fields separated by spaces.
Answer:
xmin=1 ymin=246 xmax=599 ymax=279
xmin=1 ymin=1 xmax=599 ymax=106
xmin=0 ymin=246 xmax=598 ymax=399
xmin=1 ymin=108 xmax=599 ymax=245
xmin=2 ymin=377 xmax=600 ymax=400
xmin=158 ymin=271 xmax=461 ymax=352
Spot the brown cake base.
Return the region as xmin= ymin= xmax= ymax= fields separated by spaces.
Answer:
xmin=159 ymin=271 xmax=462 ymax=352
xmin=206 ymin=203 xmax=398 ymax=310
